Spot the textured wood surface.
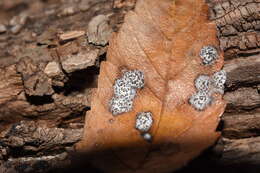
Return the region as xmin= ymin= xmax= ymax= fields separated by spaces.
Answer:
xmin=0 ymin=0 xmax=259 ymax=172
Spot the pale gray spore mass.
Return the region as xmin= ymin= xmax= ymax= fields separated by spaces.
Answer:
xmin=189 ymin=91 xmax=212 ymax=111
xmin=135 ymin=112 xmax=153 ymax=132
xmin=212 ymin=70 xmax=226 ymax=93
xmin=109 ymin=70 xmax=144 ymax=116
xmin=189 ymin=69 xmax=226 ymax=111
xmin=142 ymin=133 xmax=152 ymax=142
xmin=123 ymin=70 xmax=144 ymax=89
xmin=195 ymin=75 xmax=211 ymax=93
xmin=113 ymin=78 xmax=136 ymax=100
xmin=200 ymin=46 xmax=218 ymax=65
xmin=109 ymin=97 xmax=133 ymax=115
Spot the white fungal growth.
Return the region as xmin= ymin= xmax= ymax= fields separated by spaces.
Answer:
xmin=109 ymin=97 xmax=133 ymax=115
xmin=123 ymin=70 xmax=144 ymax=89
xmin=109 ymin=70 xmax=144 ymax=116
xmin=200 ymin=46 xmax=218 ymax=65
xmin=135 ymin=112 xmax=153 ymax=132
xmin=189 ymin=91 xmax=212 ymax=111
xmin=113 ymin=78 xmax=136 ymax=100
xmin=189 ymin=70 xmax=226 ymax=111
xmin=195 ymin=75 xmax=211 ymax=92
xmin=212 ymin=70 xmax=226 ymax=93
xmin=142 ymin=133 xmax=152 ymax=142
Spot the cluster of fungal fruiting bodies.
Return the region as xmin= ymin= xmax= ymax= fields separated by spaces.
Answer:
xmin=109 ymin=70 xmax=154 ymax=141
xmin=189 ymin=46 xmax=227 ymax=111
xmin=109 ymin=70 xmax=144 ymax=115
xmin=109 ymin=46 xmax=226 ymax=141
xmin=135 ymin=112 xmax=153 ymax=142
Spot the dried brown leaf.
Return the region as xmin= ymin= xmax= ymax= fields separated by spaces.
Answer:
xmin=76 ymin=0 xmax=226 ymax=172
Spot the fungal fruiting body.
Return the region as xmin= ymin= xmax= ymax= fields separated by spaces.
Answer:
xmin=189 ymin=91 xmax=212 ymax=111
xmin=142 ymin=133 xmax=152 ymax=142
xmin=212 ymin=70 xmax=227 ymax=94
xmin=135 ymin=112 xmax=153 ymax=132
xmin=195 ymin=75 xmax=211 ymax=92
xmin=109 ymin=70 xmax=144 ymax=116
xmin=113 ymin=79 xmax=137 ymax=99
xmin=136 ymin=112 xmax=153 ymax=142
xmin=114 ymin=78 xmax=134 ymax=97
xmin=200 ymin=46 xmax=218 ymax=65
xmin=123 ymin=70 xmax=145 ymax=89
xmin=109 ymin=97 xmax=133 ymax=115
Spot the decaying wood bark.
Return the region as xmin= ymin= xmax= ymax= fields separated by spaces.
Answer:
xmin=0 ymin=0 xmax=259 ymax=172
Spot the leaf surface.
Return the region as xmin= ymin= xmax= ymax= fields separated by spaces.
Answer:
xmin=76 ymin=0 xmax=226 ymax=172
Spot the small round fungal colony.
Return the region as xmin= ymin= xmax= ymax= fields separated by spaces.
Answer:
xmin=195 ymin=75 xmax=211 ymax=93
xmin=142 ymin=133 xmax=152 ymax=142
xmin=135 ymin=112 xmax=153 ymax=133
xmin=200 ymin=46 xmax=218 ymax=65
xmin=189 ymin=91 xmax=212 ymax=111
xmin=123 ymin=70 xmax=144 ymax=89
xmin=109 ymin=97 xmax=133 ymax=115
xmin=211 ymin=70 xmax=226 ymax=93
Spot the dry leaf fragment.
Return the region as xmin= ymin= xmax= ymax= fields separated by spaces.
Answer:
xmin=76 ymin=0 xmax=226 ymax=172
